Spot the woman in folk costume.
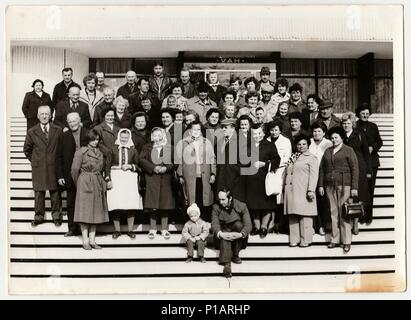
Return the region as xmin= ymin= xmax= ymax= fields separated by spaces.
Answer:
xmin=139 ymin=127 xmax=176 ymax=240
xmin=107 ymin=128 xmax=143 ymax=240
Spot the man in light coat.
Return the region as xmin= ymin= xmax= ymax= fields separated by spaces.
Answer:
xmin=23 ymin=105 xmax=63 ymax=226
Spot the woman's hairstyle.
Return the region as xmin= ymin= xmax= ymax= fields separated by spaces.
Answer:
xmin=86 ymin=128 xmax=100 ymax=143
xmin=244 ymin=77 xmax=259 ymax=90
xmin=197 ymin=81 xmax=210 ymax=93
xmin=341 ymin=111 xmax=357 ymax=128
xmin=101 ymin=107 xmax=116 ymax=119
xmin=31 ymin=79 xmax=44 ymax=88
xmin=289 ymin=111 xmax=303 ymax=122
xmin=161 ymin=108 xmax=176 ymax=121
xmin=256 ymin=106 xmax=265 ymax=113
xmin=113 ymin=96 xmax=129 ymax=109
xmin=222 ymin=90 xmax=237 ymax=101
xmin=237 ymin=114 xmax=252 ymax=128
xmin=218 ymin=188 xmax=233 ymax=199
xmin=311 ymin=121 xmax=328 ymax=134
xmin=250 ymin=122 xmax=265 ymax=131
xmin=245 ymin=90 xmax=260 ymax=103
xmin=185 ymin=109 xmax=200 ymax=121
xmin=62 ymin=67 xmax=73 ymax=73
xmin=137 ymin=76 xmax=149 ymax=87
xmin=83 ymin=72 xmax=97 ymax=86
xmin=150 ymin=127 xmax=167 ymax=143
xmin=355 ymin=102 xmax=373 ymax=117
xmin=205 ymin=108 xmax=220 ymax=121
xmin=186 ymin=119 xmax=203 ymax=131
xmin=153 ymin=60 xmax=164 ymax=67
xmin=329 ymin=126 xmax=347 ymax=140
xmin=133 ymin=111 xmax=149 ymax=126
xmin=229 ymin=76 xmax=242 ymax=86
xmin=266 ymin=119 xmax=283 ymax=133
xmin=294 ymin=133 xmax=311 ymax=147
xmin=307 ymin=94 xmax=323 ymax=106
xmin=169 ymin=82 xmax=184 ymax=92
xmin=275 ymin=77 xmax=289 ymax=90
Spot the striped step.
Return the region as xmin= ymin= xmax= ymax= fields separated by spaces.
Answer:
xmin=9 ymin=231 xmax=395 ymax=246
xmin=9 ymin=258 xmax=396 ymax=276
xmin=9 ymin=243 xmax=396 ymax=260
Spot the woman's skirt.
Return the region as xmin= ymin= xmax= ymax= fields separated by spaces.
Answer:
xmin=107 ymin=168 xmax=143 ymax=211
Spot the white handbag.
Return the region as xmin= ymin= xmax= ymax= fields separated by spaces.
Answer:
xmin=265 ymin=162 xmax=283 ymax=196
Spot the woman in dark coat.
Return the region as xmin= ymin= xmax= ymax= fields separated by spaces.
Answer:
xmin=22 ymin=79 xmax=53 ymax=130
xmin=139 ymin=127 xmax=176 ymax=240
xmin=71 ymin=129 xmax=110 ymax=250
xmin=113 ymin=96 xmax=133 ymax=129
xmin=131 ymin=111 xmax=151 ymax=153
xmin=341 ymin=112 xmax=372 ymax=235
xmin=355 ymin=103 xmax=383 ymax=224
xmin=94 ymin=107 xmax=120 ymax=150
xmin=245 ymin=124 xmax=281 ymax=237
xmin=272 ymin=101 xmax=292 ymax=139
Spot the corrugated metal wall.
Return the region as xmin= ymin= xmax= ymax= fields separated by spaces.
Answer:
xmin=8 ymin=46 xmax=89 ymax=117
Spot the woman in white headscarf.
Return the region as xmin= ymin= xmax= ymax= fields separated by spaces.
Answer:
xmin=107 ymin=128 xmax=143 ymax=239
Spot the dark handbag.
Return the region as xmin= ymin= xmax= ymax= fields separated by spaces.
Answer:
xmin=342 ymin=197 xmax=365 ymax=220
xmin=172 ymin=171 xmax=189 ymax=211
xmin=138 ymin=172 xmax=146 ymax=196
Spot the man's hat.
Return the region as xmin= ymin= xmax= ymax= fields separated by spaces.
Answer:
xmin=319 ymin=100 xmax=334 ymax=110
xmin=220 ymin=118 xmax=237 ymax=127
xmin=260 ymin=66 xmax=271 ymax=75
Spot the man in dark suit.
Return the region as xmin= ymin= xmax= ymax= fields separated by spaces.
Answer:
xmin=56 ymin=112 xmax=88 ymax=236
xmin=179 ymin=68 xmax=197 ymax=99
xmin=215 ymin=118 xmax=246 ymax=202
xmin=211 ymin=189 xmax=252 ymax=278
xmin=148 ymin=61 xmax=173 ymax=103
xmin=23 ymin=105 xmax=63 ymax=226
xmin=128 ymin=77 xmax=160 ymax=115
xmin=207 ymin=71 xmax=226 ymax=104
xmin=93 ymin=87 xmax=115 ymax=127
xmin=52 ymin=67 xmax=81 ymax=110
xmin=54 ymin=86 xmax=92 ymax=130
xmin=116 ymin=70 xmax=139 ymax=100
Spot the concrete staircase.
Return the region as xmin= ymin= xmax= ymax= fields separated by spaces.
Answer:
xmin=7 ymin=114 xmax=401 ymax=294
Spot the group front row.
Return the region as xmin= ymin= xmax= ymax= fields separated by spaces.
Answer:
xmin=24 ymin=105 xmax=371 ymax=276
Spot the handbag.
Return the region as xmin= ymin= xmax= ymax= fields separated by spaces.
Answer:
xmin=172 ymin=171 xmax=189 ymax=211
xmin=265 ymin=161 xmax=283 ymax=196
xmin=342 ymin=197 xmax=365 ymax=220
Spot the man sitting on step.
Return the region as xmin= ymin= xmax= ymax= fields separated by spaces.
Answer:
xmin=211 ymin=189 xmax=252 ymax=278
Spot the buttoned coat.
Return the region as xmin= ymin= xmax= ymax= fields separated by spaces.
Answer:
xmin=180 ymin=81 xmax=197 ymax=99
xmin=128 ymin=91 xmax=160 ymax=115
xmin=131 ymin=128 xmax=151 ymax=153
xmin=175 ymin=136 xmax=217 ymax=207
xmin=92 ymin=100 xmax=114 ymax=127
xmin=244 ymin=140 xmax=281 ymax=210
xmin=318 ymin=143 xmax=359 ymax=190
xmin=54 ymin=99 xmax=92 ymax=129
xmin=208 ymin=85 xmax=227 ymax=104
xmin=139 ymin=143 xmax=176 ymax=210
xmin=94 ymin=122 xmax=121 ymax=150
xmin=284 ymin=151 xmax=319 ymax=216
xmin=22 ymin=90 xmax=53 ymax=130
xmin=356 ymin=119 xmax=383 ymax=168
xmin=23 ymin=123 xmax=63 ymax=191
xmin=116 ymin=83 xmax=139 ymax=100
xmin=149 ymin=75 xmax=173 ymax=102
xmin=52 ymin=80 xmax=81 ymax=109
xmin=55 ymin=127 xmax=89 ymax=189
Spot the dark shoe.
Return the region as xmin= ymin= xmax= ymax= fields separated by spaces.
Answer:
xmin=273 ymin=223 xmax=280 ymax=234
xmin=112 ymin=231 xmax=121 ymax=239
xmin=289 ymin=243 xmax=299 ymax=247
xmin=127 ymin=231 xmax=136 ymax=239
xmin=250 ymin=228 xmax=260 ymax=236
xmin=199 ymin=257 xmax=206 ymax=263
xmin=90 ymin=243 xmax=102 ymax=250
xmin=223 ymin=263 xmax=232 ymax=278
xmin=232 ymin=256 xmax=242 ymax=264
xmin=260 ymin=228 xmax=268 ymax=238
xmin=31 ymin=220 xmax=43 ymax=227
xmin=343 ymin=244 xmax=351 ymax=253
xmin=366 ymin=219 xmax=373 ymax=225
xmin=53 ymin=220 xmax=62 ymax=227
xmin=328 ymin=243 xmax=338 ymax=249
xmin=64 ymin=231 xmax=75 ymax=237
xmin=185 ymin=257 xmax=193 ymax=263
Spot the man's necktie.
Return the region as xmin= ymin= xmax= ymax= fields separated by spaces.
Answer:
xmin=43 ymin=125 xmax=48 ymax=139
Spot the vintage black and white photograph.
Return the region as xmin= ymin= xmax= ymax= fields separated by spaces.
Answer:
xmin=4 ymin=4 xmax=406 ymax=294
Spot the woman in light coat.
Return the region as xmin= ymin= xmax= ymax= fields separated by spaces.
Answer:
xmin=175 ymin=120 xmax=216 ymax=222
xmin=284 ymin=134 xmax=319 ymax=247
xmin=71 ymin=129 xmax=110 ymax=250
xmin=266 ymin=120 xmax=292 ymax=234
